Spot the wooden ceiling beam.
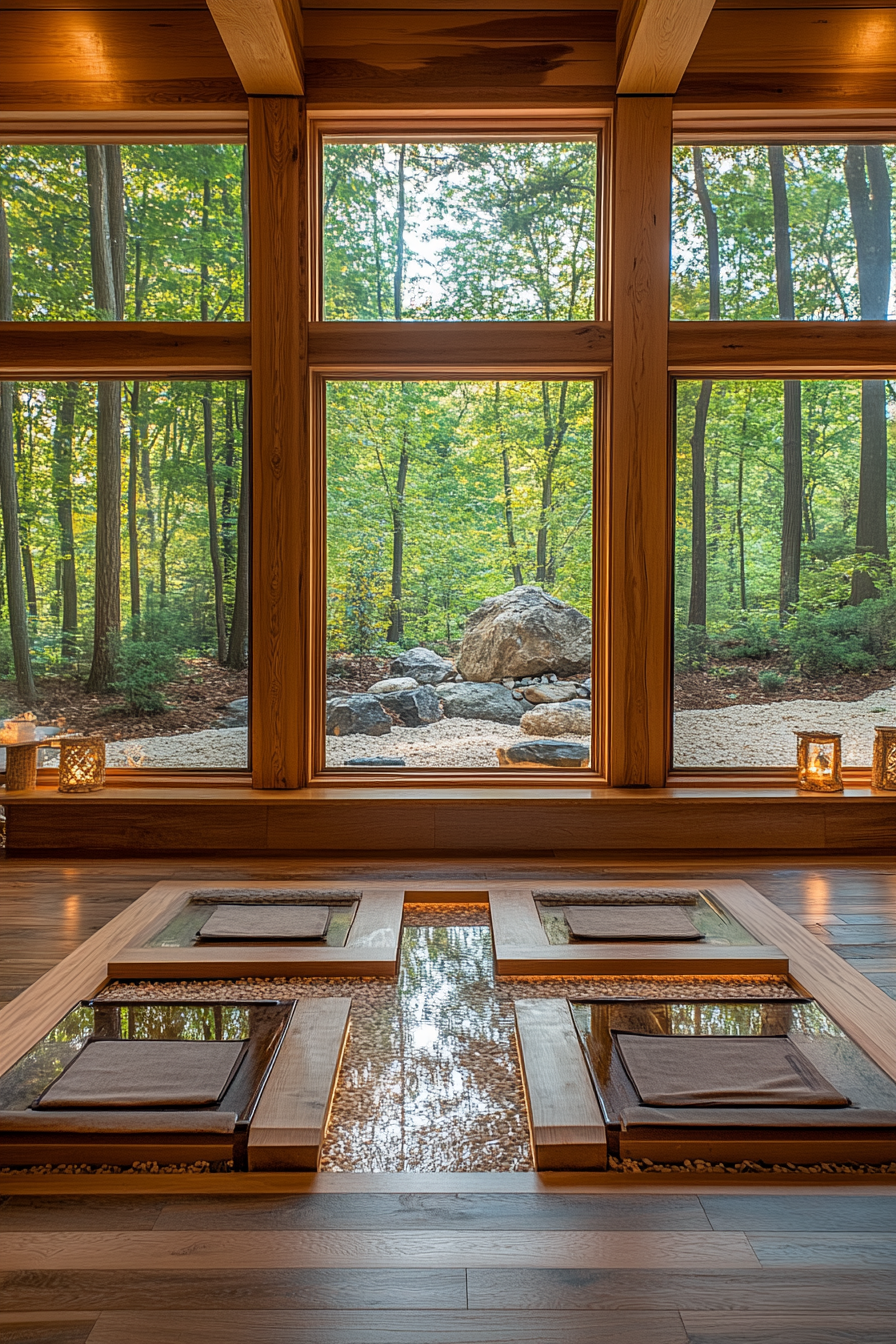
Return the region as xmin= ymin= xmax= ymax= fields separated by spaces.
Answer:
xmin=207 ymin=0 xmax=304 ymax=96
xmin=616 ymin=0 xmax=715 ymax=95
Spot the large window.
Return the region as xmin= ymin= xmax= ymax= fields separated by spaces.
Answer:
xmin=672 ymin=144 xmax=895 ymax=321
xmin=325 ymin=379 xmax=594 ymax=770
xmin=0 ymin=145 xmax=246 ymax=322
xmin=0 ymin=380 xmax=248 ymax=769
xmin=674 ymin=378 xmax=896 ymax=770
xmin=322 ymin=139 xmax=598 ymax=321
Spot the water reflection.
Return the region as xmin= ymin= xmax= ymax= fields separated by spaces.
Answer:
xmin=321 ymin=925 xmax=532 ymax=1172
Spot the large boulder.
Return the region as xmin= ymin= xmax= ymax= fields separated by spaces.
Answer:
xmin=520 ymin=701 xmax=591 ymax=737
xmin=438 ymin=682 xmax=523 ymax=725
xmin=496 ymin=739 xmax=590 ymax=767
xmin=456 ymin=586 xmax=591 ymax=681
xmin=378 ymin=685 xmax=443 ymax=727
xmin=326 ymin=694 xmax=391 ymax=737
xmin=390 ymin=646 xmax=455 ymax=685
xmin=522 ymin=682 xmax=579 ymax=705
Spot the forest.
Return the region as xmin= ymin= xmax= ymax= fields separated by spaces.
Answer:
xmin=0 ymin=146 xmax=248 ymax=754
xmin=324 ymin=141 xmax=597 ymax=669
xmin=671 ymin=144 xmax=896 ymax=760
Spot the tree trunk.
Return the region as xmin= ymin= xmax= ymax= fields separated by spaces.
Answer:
xmin=845 ymin=145 xmax=892 ymax=604
xmin=52 ymin=381 xmax=79 ymax=657
xmin=386 ymin=445 xmax=409 ymax=643
xmin=736 ymin=444 xmax=747 ymax=610
xmin=768 ymin=145 xmax=803 ymax=619
xmin=203 ymin=382 xmax=228 ymax=662
xmin=536 ymin=381 xmax=568 ymax=586
xmin=493 ymin=383 xmax=524 ymax=586
xmin=225 ymin=391 xmax=249 ymax=669
xmin=127 ymin=381 xmax=141 ymax=620
xmin=393 ymin=144 xmax=406 ymax=321
xmin=85 ymin=145 xmax=124 ymax=691
xmin=0 ymin=190 xmax=36 ymax=701
xmin=687 ymin=148 xmax=720 ymax=628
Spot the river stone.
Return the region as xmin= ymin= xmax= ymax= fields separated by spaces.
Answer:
xmin=520 ymin=700 xmax=591 ymax=736
xmin=390 ymin=646 xmax=455 ymax=684
xmin=345 ymin=757 xmax=406 ymax=766
xmin=368 ymin=676 xmax=418 ymax=695
xmin=378 ymin=685 xmax=443 ymax=727
xmin=523 ymin=682 xmax=579 ymax=705
xmin=496 ymin=739 xmax=590 ymax=767
xmin=456 ymin=585 xmax=591 ymax=681
xmin=326 ymin=694 xmax=392 ymax=737
xmin=438 ymin=682 xmax=523 ymax=725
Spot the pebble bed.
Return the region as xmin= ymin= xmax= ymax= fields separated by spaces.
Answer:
xmin=6 ymin=915 xmax=888 ymax=1178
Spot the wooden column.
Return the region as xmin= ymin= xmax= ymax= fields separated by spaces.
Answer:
xmin=606 ymin=97 xmax=673 ymax=787
xmin=250 ymin=96 xmax=308 ymax=788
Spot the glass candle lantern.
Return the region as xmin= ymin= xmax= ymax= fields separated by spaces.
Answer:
xmin=57 ymin=734 xmax=106 ymax=793
xmin=871 ymin=726 xmax=896 ymax=791
xmin=794 ymin=730 xmax=843 ymax=793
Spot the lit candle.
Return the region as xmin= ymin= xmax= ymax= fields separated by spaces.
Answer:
xmin=794 ymin=731 xmax=842 ymax=793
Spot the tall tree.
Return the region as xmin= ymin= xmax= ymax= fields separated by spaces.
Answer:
xmin=52 ymin=381 xmax=80 ymax=656
xmin=768 ymin=145 xmax=803 ymax=619
xmin=200 ymin=177 xmax=227 ymax=661
xmin=493 ymin=382 xmax=524 ymax=587
xmin=0 ymin=190 xmax=36 ymax=701
xmin=225 ymin=149 xmax=250 ymax=669
xmin=845 ymin=145 xmax=892 ymax=604
xmin=85 ymin=144 xmax=125 ymax=691
xmin=688 ymin=146 xmax=720 ymax=627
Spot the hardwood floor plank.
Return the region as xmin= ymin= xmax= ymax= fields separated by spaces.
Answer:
xmin=153 ymin=1193 xmax=712 ymax=1232
xmin=700 ymin=1196 xmax=896 ymax=1233
xmin=0 ymin=1230 xmax=760 ymax=1271
xmin=82 ymin=1310 xmax=689 ymax=1344
xmin=679 ymin=1312 xmax=896 ymax=1344
xmin=466 ymin=1267 xmax=896 ymax=1313
xmin=0 ymin=1270 xmax=466 ymax=1313
xmin=0 ymin=1200 xmax=165 ymax=1232
xmin=0 ymin=1325 xmax=94 ymax=1344
xmin=746 ymin=1233 xmax=896 ymax=1266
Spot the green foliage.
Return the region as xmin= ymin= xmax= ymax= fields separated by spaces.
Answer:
xmin=758 ymin=669 xmax=787 ymax=692
xmin=674 ymin=624 xmax=708 ymax=670
xmin=714 ymin=615 xmax=781 ymax=659
xmin=112 ymin=610 xmax=182 ymax=714
xmin=784 ymin=593 xmax=896 ymax=678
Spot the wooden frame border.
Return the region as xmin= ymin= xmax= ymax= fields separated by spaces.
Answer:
xmin=514 ymin=997 xmax=607 ymax=1170
xmin=489 ymin=882 xmax=788 ymax=976
xmin=108 ymin=880 xmax=404 ymax=979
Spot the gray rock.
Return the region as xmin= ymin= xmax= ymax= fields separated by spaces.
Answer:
xmin=548 ymin=673 xmax=558 ymax=683
xmin=456 ymin=585 xmax=591 ymax=682
xmin=326 ymin=694 xmax=392 ymax=737
xmin=378 ymin=685 xmax=443 ymax=727
xmin=582 ymin=677 xmax=592 ymax=692
xmin=438 ymin=681 xmax=523 ymax=725
xmin=496 ymin=739 xmax=590 ymax=768
xmin=520 ymin=700 xmax=591 ymax=737
xmin=501 ymin=678 xmax=516 ymax=690
xmin=216 ymin=696 xmax=248 ymax=728
xmin=523 ymin=682 xmax=579 ymax=705
xmin=390 ymin=646 xmax=455 ymax=685
xmin=576 ymin=686 xmax=590 ymax=699
xmin=368 ymin=676 xmax=418 ymax=695
xmin=345 ymin=757 xmax=406 ymax=767
xmin=512 ymin=689 xmax=524 ymax=700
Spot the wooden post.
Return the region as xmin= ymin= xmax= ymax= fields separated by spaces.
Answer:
xmin=249 ymin=96 xmax=308 ymax=788
xmin=606 ymin=97 xmax=673 ymax=787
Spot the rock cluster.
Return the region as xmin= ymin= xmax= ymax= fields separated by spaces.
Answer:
xmin=457 ymin=585 xmax=591 ymax=681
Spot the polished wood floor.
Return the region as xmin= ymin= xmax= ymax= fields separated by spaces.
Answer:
xmin=1 ymin=853 xmax=894 ymax=1343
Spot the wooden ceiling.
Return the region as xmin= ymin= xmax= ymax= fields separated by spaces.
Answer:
xmin=0 ymin=3 xmax=892 ymax=121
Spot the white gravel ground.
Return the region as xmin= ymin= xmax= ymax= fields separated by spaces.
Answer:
xmin=674 ymin=681 xmax=896 ymax=768
xmin=103 ymin=679 xmax=896 ymax=770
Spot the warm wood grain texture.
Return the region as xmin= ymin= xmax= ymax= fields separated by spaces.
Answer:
xmin=208 ymin=0 xmax=304 ymax=96
xmin=689 ymin=8 xmax=896 ymax=77
xmin=709 ymin=879 xmax=896 ymax=1087
xmin=248 ymin=997 xmax=350 ymax=1170
xmin=0 ymin=323 xmax=250 ymax=379
xmin=606 ymin=97 xmax=672 ymax=786
xmin=250 ymin=97 xmax=308 ymax=788
xmin=679 ymin=1313 xmax=896 ymax=1344
xmin=497 ymin=942 xmax=788 ymax=976
xmin=107 ymin=943 xmax=398 ymax=977
xmin=0 ymin=1228 xmax=760 ymax=1270
xmin=0 ymin=9 xmax=245 ymax=109
xmin=616 ymin=0 xmax=715 ymax=94
xmin=0 ymin=108 xmax=248 ymax=142
xmin=514 ymin=998 xmax=607 ymax=1170
xmin=488 ymin=887 xmax=547 ymax=948
xmin=308 ymin=321 xmax=612 ymax=374
xmin=6 ymin=787 xmax=896 ymax=854
xmin=668 ymin=322 xmax=895 ymax=379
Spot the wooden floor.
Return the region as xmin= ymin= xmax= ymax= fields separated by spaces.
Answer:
xmin=1 ymin=853 xmax=895 ymax=1342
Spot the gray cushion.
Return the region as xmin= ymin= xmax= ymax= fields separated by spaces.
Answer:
xmin=198 ymin=905 xmax=330 ymax=941
xmin=34 ymin=1040 xmax=246 ymax=1109
xmin=564 ymin=906 xmax=702 ymax=941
